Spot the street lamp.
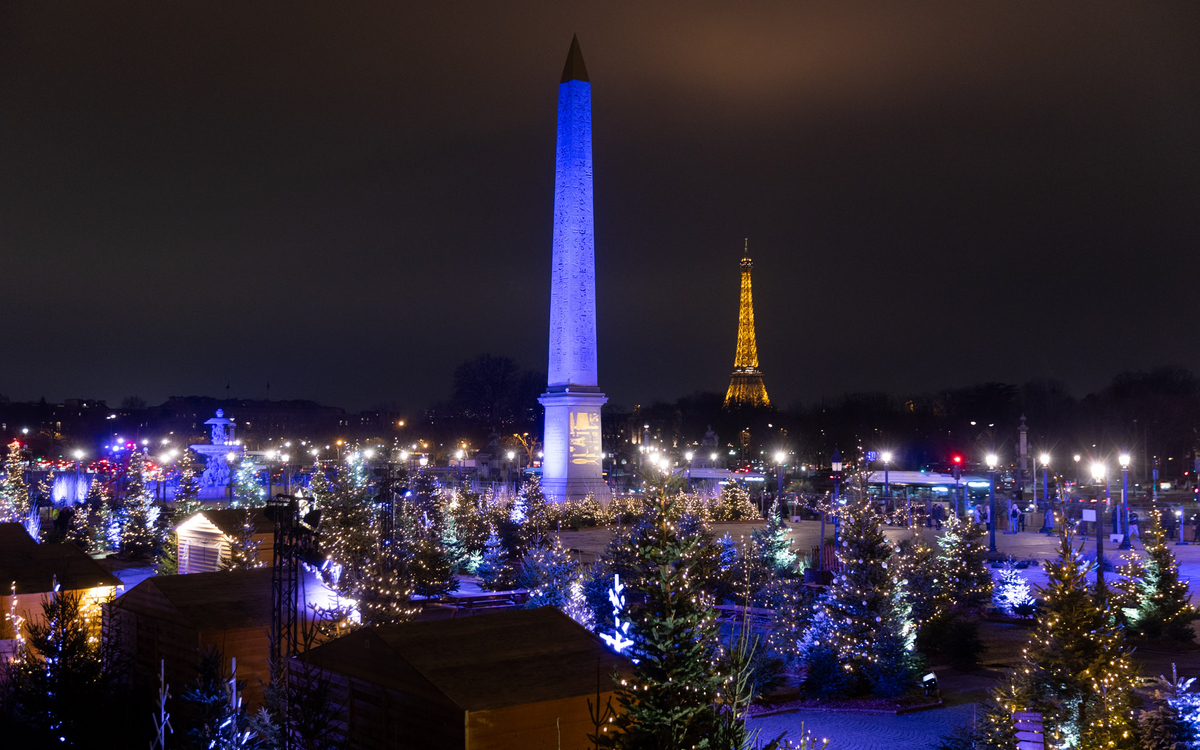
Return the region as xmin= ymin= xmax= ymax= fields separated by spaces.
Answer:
xmin=1039 ymin=453 xmax=1054 ymax=533
xmin=880 ymin=450 xmax=893 ymax=500
xmin=774 ymin=451 xmax=786 ymax=500
xmin=1091 ymin=461 xmax=1108 ymax=588
xmin=986 ymin=453 xmax=998 ymax=552
xmin=830 ymin=449 xmax=843 ymax=560
xmin=685 ymin=451 xmax=694 ymax=489
xmin=1119 ymin=453 xmax=1131 ymax=549
xmin=1073 ymin=454 xmax=1082 ymax=488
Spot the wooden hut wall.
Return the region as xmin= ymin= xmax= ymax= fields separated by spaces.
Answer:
xmin=112 ymin=586 xmax=203 ymax=702
xmin=311 ymin=668 xmax=463 ymax=750
xmin=114 ymin=585 xmax=273 ymax=709
xmin=465 ymin=692 xmax=618 ymax=750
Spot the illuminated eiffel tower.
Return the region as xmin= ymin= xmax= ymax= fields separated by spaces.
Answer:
xmin=723 ymin=240 xmax=771 ymax=409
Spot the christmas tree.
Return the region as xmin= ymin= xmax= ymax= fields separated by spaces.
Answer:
xmin=1 ymin=589 xmax=128 ymax=745
xmin=599 ymin=478 xmax=730 ymax=749
xmin=764 ymin=577 xmax=817 ymax=668
xmin=230 ymin=454 xmax=263 ymax=508
xmin=353 ymin=548 xmax=418 ymax=627
xmin=800 ymin=471 xmax=915 ymax=698
xmin=121 ymin=452 xmax=157 ymax=557
xmin=752 ymin=499 xmax=797 ymax=573
xmin=894 ymin=537 xmax=945 ymax=635
xmin=0 ymin=439 xmax=31 ymax=523
xmin=1116 ymin=509 xmax=1196 ymax=640
xmin=314 ymin=459 xmax=376 ymax=591
xmin=983 ymin=522 xmax=1138 ymax=748
xmin=936 ymin=510 xmax=992 ymax=612
xmin=992 ymin=559 xmax=1036 ymax=618
xmin=410 ymin=534 xmax=457 ymax=599
xmin=439 ymin=512 xmax=469 ymax=573
xmin=174 ymin=449 xmax=203 ymax=517
xmin=221 ymin=506 xmax=262 ymax=571
xmin=35 ymin=470 xmax=54 ymax=509
xmin=711 ymin=482 xmax=759 ymax=521
xmin=476 ymin=526 xmax=516 ymax=591
xmin=518 ymin=536 xmax=578 ymax=609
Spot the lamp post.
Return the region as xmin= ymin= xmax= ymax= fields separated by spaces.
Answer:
xmin=774 ymin=451 xmax=786 ymax=503
xmin=1073 ymin=454 xmax=1081 ymax=490
xmin=1153 ymin=457 xmax=1159 ymax=504
xmin=1092 ymin=461 xmax=1107 ymax=590
xmin=1119 ymin=453 xmax=1131 ymax=549
xmin=1039 ymin=453 xmax=1054 ymax=534
xmin=986 ymin=453 xmax=998 ymax=552
xmin=686 ymin=451 xmax=694 ymax=490
xmin=1177 ymin=506 xmax=1188 ymax=546
xmin=507 ymin=450 xmax=516 ymax=495
xmin=830 ymin=449 xmax=843 ymax=557
xmin=455 ymin=449 xmax=465 ymax=483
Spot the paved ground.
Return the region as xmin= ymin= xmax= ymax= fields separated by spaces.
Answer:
xmin=749 ymin=704 xmax=977 ymax=750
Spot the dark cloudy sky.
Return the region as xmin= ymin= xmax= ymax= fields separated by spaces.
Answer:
xmin=1 ymin=2 xmax=1197 ymax=412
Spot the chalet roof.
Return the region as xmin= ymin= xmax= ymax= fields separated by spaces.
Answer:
xmin=138 ymin=567 xmax=275 ymax=631
xmin=179 ymin=508 xmax=275 ymax=538
xmin=0 ymin=522 xmax=37 ymax=551
xmin=299 ymin=607 xmax=629 ymax=712
xmin=0 ymin=523 xmax=122 ymax=594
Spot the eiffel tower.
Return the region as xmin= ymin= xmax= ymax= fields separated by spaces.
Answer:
xmin=724 ymin=240 xmax=771 ymax=409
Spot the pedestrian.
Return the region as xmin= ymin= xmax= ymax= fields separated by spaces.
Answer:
xmin=933 ymin=503 xmax=944 ymax=530
xmin=1019 ymin=509 xmax=1026 ymax=532
xmin=973 ymin=504 xmax=982 ymax=525
xmin=1010 ymin=504 xmax=1019 ymax=533
xmin=1128 ymin=511 xmax=1140 ymax=542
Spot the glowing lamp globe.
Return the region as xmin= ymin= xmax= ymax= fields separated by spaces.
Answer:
xmin=1119 ymin=454 xmax=1131 ymax=468
xmin=881 ymin=451 xmax=893 ymax=464
xmin=1091 ymin=462 xmax=1106 ymax=481
xmin=774 ymin=451 xmax=786 ymax=464
xmin=986 ymin=454 xmax=998 ymax=469
xmin=1039 ymin=453 xmax=1051 ymax=467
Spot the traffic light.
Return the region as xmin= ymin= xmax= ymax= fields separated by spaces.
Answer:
xmin=952 ymin=454 xmax=963 ymax=481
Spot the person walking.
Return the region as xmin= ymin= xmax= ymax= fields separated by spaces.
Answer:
xmin=1128 ymin=511 xmax=1140 ymax=543
xmin=1019 ymin=508 xmax=1027 ymax=532
xmin=1010 ymin=504 xmax=1020 ymax=533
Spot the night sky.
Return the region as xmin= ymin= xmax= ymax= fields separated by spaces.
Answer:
xmin=2 ymin=2 xmax=1198 ymax=412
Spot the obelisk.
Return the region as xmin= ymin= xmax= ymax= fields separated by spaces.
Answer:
xmin=539 ymin=36 xmax=611 ymax=504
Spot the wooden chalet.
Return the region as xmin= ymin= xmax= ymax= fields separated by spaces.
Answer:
xmin=297 ymin=607 xmax=631 ymax=750
xmin=175 ymin=508 xmax=275 ymax=574
xmin=0 ymin=522 xmax=122 ymax=642
xmin=113 ymin=566 xmax=332 ymax=708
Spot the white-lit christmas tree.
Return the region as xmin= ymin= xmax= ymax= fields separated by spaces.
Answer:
xmin=936 ymin=509 xmax=993 ymax=612
xmin=518 ymin=536 xmax=578 ymax=609
xmin=476 ymin=526 xmax=515 ymax=591
xmin=992 ymin=559 xmax=1035 ymax=618
xmin=0 ymin=439 xmax=31 ymax=523
xmin=1115 ymin=508 xmax=1196 ymax=640
xmin=800 ymin=469 xmax=915 ymax=698
xmin=121 ymin=452 xmax=157 ymax=557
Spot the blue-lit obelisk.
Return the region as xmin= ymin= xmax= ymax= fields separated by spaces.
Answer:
xmin=539 ymin=36 xmax=611 ymax=503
